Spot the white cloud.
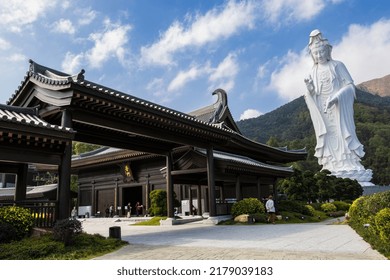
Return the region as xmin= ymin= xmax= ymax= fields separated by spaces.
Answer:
xmin=7 ymin=53 xmax=27 ymax=62
xmin=0 ymin=0 xmax=57 ymax=32
xmin=240 ymin=109 xmax=262 ymax=120
xmin=52 ymin=19 xmax=76 ymax=35
xmin=261 ymin=0 xmax=326 ymax=24
xmin=146 ymin=78 xmax=165 ymax=97
xmin=333 ymin=19 xmax=390 ymax=84
xmin=140 ymin=0 xmax=258 ymax=66
xmin=168 ymin=64 xmax=209 ymax=92
xmin=168 ymin=52 xmax=239 ymax=93
xmin=78 ymin=8 xmax=97 ymax=26
xmin=267 ymin=50 xmax=311 ymax=101
xmin=0 ymin=38 xmax=11 ymax=50
xmin=61 ymin=1 xmax=71 ymax=10
xmin=61 ymin=52 xmax=84 ymax=74
xmin=86 ymin=21 xmax=132 ymax=68
xmin=209 ymin=53 xmax=239 ymax=82
xmin=60 ymin=20 xmax=132 ymax=74
xmin=267 ymin=19 xmax=390 ymax=102
xmin=208 ymin=53 xmax=239 ymax=92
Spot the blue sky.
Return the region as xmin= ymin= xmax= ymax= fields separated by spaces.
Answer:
xmin=1 ymin=0 xmax=390 ymax=121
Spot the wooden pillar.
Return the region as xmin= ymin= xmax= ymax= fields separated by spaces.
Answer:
xmin=272 ymin=179 xmax=277 ymax=203
xmin=91 ymin=180 xmax=96 ymax=214
xmin=14 ymin=164 xmax=28 ymax=202
xmin=145 ymin=175 xmax=150 ymax=215
xmin=188 ymin=185 xmax=193 ymax=215
xmin=58 ymin=109 xmax=72 ymax=220
xmin=0 ymin=173 xmax=4 ymax=188
xmin=166 ymin=152 xmax=174 ymax=218
xmin=204 ymin=186 xmax=209 ymax=212
xmin=220 ymin=183 xmax=225 ymax=202
xmin=197 ymin=184 xmax=202 ymax=215
xmin=207 ymin=147 xmax=216 ymax=217
xmin=257 ymin=177 xmax=262 ymax=199
xmin=115 ymin=178 xmax=119 ymax=215
xmin=235 ymin=175 xmax=242 ymax=201
xmin=178 ymin=184 xmax=183 ymax=202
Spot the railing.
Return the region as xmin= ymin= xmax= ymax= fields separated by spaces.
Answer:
xmin=0 ymin=200 xmax=57 ymax=228
xmin=216 ymin=202 xmax=233 ymax=215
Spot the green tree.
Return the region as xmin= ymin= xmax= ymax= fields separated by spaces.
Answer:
xmin=72 ymin=142 xmax=101 ymax=155
xmin=315 ymin=169 xmax=334 ymax=202
xmin=148 ymin=189 xmax=180 ymax=216
xmin=266 ymin=136 xmax=280 ymax=147
xmin=278 ymin=169 xmax=363 ymax=202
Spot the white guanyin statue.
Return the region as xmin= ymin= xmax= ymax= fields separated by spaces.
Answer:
xmin=304 ymin=29 xmax=373 ymax=186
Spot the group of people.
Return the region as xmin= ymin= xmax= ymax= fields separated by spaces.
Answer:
xmin=100 ymin=202 xmax=144 ymax=218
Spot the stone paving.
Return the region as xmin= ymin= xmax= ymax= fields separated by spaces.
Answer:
xmin=80 ymin=218 xmax=387 ymax=260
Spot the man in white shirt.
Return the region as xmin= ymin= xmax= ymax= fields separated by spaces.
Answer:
xmin=265 ymin=195 xmax=276 ymax=224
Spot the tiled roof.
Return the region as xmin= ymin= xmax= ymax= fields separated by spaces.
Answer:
xmin=6 ymin=60 xmax=307 ymax=163
xmin=0 ymin=184 xmax=57 ymax=199
xmin=195 ymin=148 xmax=293 ymax=172
xmin=8 ymin=60 xmax=232 ymax=134
xmin=0 ymin=104 xmax=74 ymax=133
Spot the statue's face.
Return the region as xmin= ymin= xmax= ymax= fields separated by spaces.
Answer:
xmin=311 ymin=45 xmax=328 ymax=64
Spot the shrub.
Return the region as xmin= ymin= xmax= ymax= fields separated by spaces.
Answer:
xmin=375 ymin=208 xmax=390 ymax=242
xmin=249 ymin=213 xmax=268 ymax=223
xmin=332 ymin=201 xmax=351 ymax=211
xmin=231 ymin=198 xmax=265 ymax=217
xmin=349 ymin=191 xmax=390 ymax=228
xmin=0 ymin=222 xmax=18 ymax=243
xmin=277 ymin=200 xmax=312 ymax=215
xmin=321 ymin=203 xmax=337 ymax=213
xmin=349 ymin=191 xmax=390 ymax=258
xmin=148 ymin=189 xmax=180 ymax=216
xmin=52 ymin=219 xmax=82 ymax=246
xmin=304 ymin=205 xmax=316 ymax=216
xmin=0 ymin=235 xmax=64 ymax=260
xmin=0 ymin=206 xmax=34 ymax=240
xmin=149 ymin=189 xmax=168 ymax=216
xmin=310 ymin=202 xmax=322 ymax=211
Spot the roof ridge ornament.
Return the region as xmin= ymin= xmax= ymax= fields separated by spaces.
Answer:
xmin=209 ymin=88 xmax=228 ymax=124
xmin=29 ymin=59 xmax=85 ymax=82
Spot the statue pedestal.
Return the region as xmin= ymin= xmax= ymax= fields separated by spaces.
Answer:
xmin=359 ymin=181 xmax=375 ymax=187
xmin=331 ymin=168 xmax=373 ymax=187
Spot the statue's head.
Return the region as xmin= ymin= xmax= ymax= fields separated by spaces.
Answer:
xmin=308 ymin=29 xmax=332 ymax=64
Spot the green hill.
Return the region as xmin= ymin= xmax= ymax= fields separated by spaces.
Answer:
xmin=236 ymin=89 xmax=390 ymax=185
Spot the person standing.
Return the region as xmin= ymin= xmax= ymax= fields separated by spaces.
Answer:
xmin=265 ymin=195 xmax=276 ymax=224
xmin=71 ymin=206 xmax=77 ymax=219
xmin=109 ymin=205 xmax=113 ymax=218
xmin=127 ymin=202 xmax=132 ymax=218
xmin=135 ymin=201 xmax=143 ymax=217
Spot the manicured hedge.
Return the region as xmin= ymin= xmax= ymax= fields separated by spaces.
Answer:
xmin=231 ymin=198 xmax=265 ymax=217
xmin=277 ymin=200 xmax=313 ymax=216
xmin=0 ymin=206 xmax=34 ymax=242
xmin=349 ymin=191 xmax=390 ymax=258
xmin=321 ymin=203 xmax=337 ymax=213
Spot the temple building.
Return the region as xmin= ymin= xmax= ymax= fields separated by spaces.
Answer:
xmin=0 ymin=60 xmax=306 ymax=223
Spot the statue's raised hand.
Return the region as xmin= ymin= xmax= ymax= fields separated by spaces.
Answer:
xmin=304 ymin=75 xmax=315 ymax=95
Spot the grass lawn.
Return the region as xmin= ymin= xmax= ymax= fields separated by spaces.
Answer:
xmin=132 ymin=216 xmax=167 ymax=226
xmin=0 ymin=232 xmax=127 ymax=260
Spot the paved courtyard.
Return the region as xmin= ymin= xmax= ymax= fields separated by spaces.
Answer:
xmin=81 ymin=218 xmax=387 ymax=260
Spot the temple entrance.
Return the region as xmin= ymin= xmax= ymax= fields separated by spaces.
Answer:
xmin=122 ymin=186 xmax=142 ymax=216
xmin=96 ymin=189 xmax=114 ymax=217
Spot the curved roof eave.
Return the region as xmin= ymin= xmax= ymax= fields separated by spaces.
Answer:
xmin=9 ymin=60 xmax=307 ymax=164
